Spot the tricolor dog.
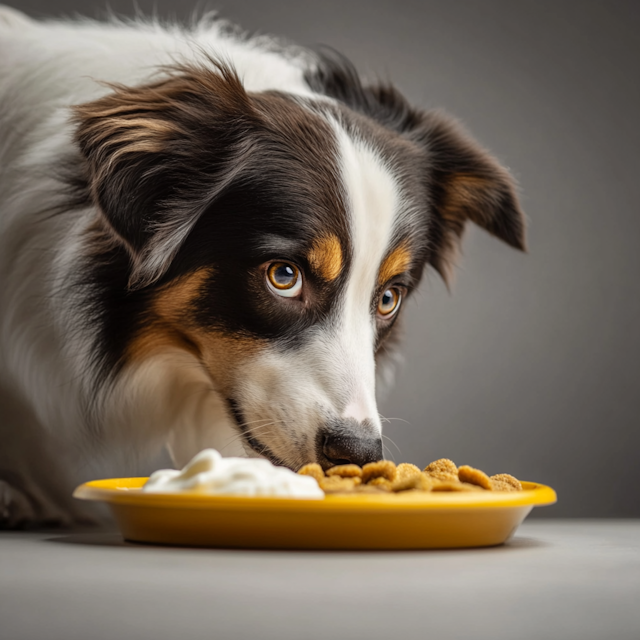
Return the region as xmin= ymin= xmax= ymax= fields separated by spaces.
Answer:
xmin=0 ymin=7 xmax=525 ymax=526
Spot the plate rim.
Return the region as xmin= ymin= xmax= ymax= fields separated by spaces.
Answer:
xmin=74 ymin=477 xmax=557 ymax=512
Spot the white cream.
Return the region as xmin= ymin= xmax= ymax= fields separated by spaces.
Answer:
xmin=142 ymin=449 xmax=324 ymax=498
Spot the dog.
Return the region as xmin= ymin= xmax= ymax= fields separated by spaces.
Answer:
xmin=0 ymin=6 xmax=525 ymax=527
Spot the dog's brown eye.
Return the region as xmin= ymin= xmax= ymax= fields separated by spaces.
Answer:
xmin=377 ymin=287 xmax=401 ymax=317
xmin=266 ymin=262 xmax=302 ymax=297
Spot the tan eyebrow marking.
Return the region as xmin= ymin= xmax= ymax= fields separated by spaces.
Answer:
xmin=307 ymin=234 xmax=343 ymax=281
xmin=378 ymin=242 xmax=412 ymax=286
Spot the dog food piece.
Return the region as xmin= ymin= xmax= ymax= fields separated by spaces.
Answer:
xmin=318 ymin=476 xmax=358 ymax=493
xmin=298 ymin=463 xmax=325 ymax=483
xmin=362 ymin=460 xmax=397 ymax=483
xmin=391 ymin=475 xmax=421 ymax=492
xmin=424 ymin=458 xmax=459 ymax=482
xmin=490 ymin=473 xmax=523 ymax=492
xmin=297 ymin=456 xmax=523 ymax=496
xmin=326 ymin=464 xmax=363 ymax=479
xmin=396 ymin=462 xmax=422 ymax=477
xmin=354 ymin=484 xmax=388 ymax=494
xmin=391 ymin=463 xmax=423 ymax=491
xmin=395 ymin=473 xmax=437 ymax=493
xmin=431 ymin=480 xmax=483 ymax=492
xmin=458 ymin=465 xmax=493 ymax=490
xmin=368 ymin=477 xmax=393 ymax=491
xmin=417 ymin=473 xmax=437 ymax=491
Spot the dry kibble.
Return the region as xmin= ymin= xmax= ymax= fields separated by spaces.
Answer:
xmin=362 ymin=460 xmax=397 ymax=483
xmin=326 ymin=464 xmax=363 ymax=479
xmin=394 ymin=473 xmax=436 ymax=493
xmin=431 ymin=480 xmax=483 ymax=492
xmin=396 ymin=462 xmax=422 ymax=478
xmin=297 ymin=463 xmax=324 ymax=483
xmin=417 ymin=473 xmax=436 ymax=492
xmin=299 ymin=457 xmax=522 ymax=496
xmin=424 ymin=458 xmax=458 ymax=482
xmin=491 ymin=479 xmax=516 ymax=492
xmin=392 ymin=463 xmax=423 ymax=491
xmin=490 ymin=474 xmax=523 ymax=492
xmin=354 ymin=484 xmax=387 ymax=494
xmin=318 ymin=476 xmax=357 ymax=493
xmin=391 ymin=475 xmax=422 ymax=492
xmin=458 ymin=465 xmax=493 ymax=490
xmin=368 ymin=477 xmax=393 ymax=491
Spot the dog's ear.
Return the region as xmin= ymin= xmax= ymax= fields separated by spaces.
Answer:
xmin=306 ymin=53 xmax=526 ymax=285
xmin=411 ymin=111 xmax=526 ymax=284
xmin=73 ymin=61 xmax=257 ymax=289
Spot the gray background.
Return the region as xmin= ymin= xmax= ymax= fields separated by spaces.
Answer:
xmin=4 ymin=0 xmax=639 ymax=517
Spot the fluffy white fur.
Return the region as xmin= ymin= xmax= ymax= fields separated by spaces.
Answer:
xmin=334 ymin=126 xmax=400 ymax=426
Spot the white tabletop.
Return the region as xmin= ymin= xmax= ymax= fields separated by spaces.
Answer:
xmin=2 ymin=520 xmax=639 ymax=640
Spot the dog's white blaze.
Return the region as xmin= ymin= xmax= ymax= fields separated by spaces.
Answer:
xmin=333 ymin=125 xmax=400 ymax=431
xmin=343 ymin=399 xmax=371 ymax=423
xmin=235 ymin=130 xmax=400 ymax=460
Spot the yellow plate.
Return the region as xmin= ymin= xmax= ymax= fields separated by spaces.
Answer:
xmin=74 ymin=478 xmax=556 ymax=550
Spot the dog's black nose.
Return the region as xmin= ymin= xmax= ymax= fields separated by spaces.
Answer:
xmin=322 ymin=433 xmax=383 ymax=468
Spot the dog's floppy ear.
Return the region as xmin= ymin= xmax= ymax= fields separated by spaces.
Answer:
xmin=305 ymin=53 xmax=525 ymax=285
xmin=413 ymin=111 xmax=526 ymax=284
xmin=73 ymin=61 xmax=257 ymax=289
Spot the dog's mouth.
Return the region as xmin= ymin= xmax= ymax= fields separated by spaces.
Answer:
xmin=225 ymin=397 xmax=290 ymax=468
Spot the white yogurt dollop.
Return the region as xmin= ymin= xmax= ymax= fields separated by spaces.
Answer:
xmin=142 ymin=449 xmax=324 ymax=498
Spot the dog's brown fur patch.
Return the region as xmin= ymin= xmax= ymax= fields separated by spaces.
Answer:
xmin=126 ymin=269 xmax=212 ymax=362
xmin=378 ymin=242 xmax=412 ymax=286
xmin=153 ymin=268 xmax=212 ymax=323
xmin=73 ymin=62 xmax=250 ymax=188
xmin=441 ymin=174 xmax=494 ymax=223
xmin=126 ymin=267 xmax=265 ymax=395
xmin=307 ymin=234 xmax=343 ymax=281
xmin=126 ymin=322 xmax=198 ymax=362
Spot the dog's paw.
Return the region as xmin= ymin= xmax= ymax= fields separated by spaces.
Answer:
xmin=0 ymin=479 xmax=104 ymax=529
xmin=0 ymin=480 xmax=38 ymax=529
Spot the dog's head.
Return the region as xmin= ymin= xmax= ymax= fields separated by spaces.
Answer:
xmin=73 ymin=57 xmax=525 ymax=470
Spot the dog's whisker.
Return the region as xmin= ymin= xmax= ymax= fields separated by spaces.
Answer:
xmin=382 ymin=442 xmax=396 ymax=463
xmin=241 ymin=423 xmax=280 ymax=437
xmin=218 ymin=419 xmax=287 ymax=454
xmin=234 ymin=418 xmax=275 ymax=428
xmin=240 ymin=419 xmax=285 ymax=435
xmin=382 ymin=416 xmax=411 ymax=426
xmin=220 ymin=421 xmax=277 ymax=445
xmin=381 ymin=433 xmax=402 ymax=455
